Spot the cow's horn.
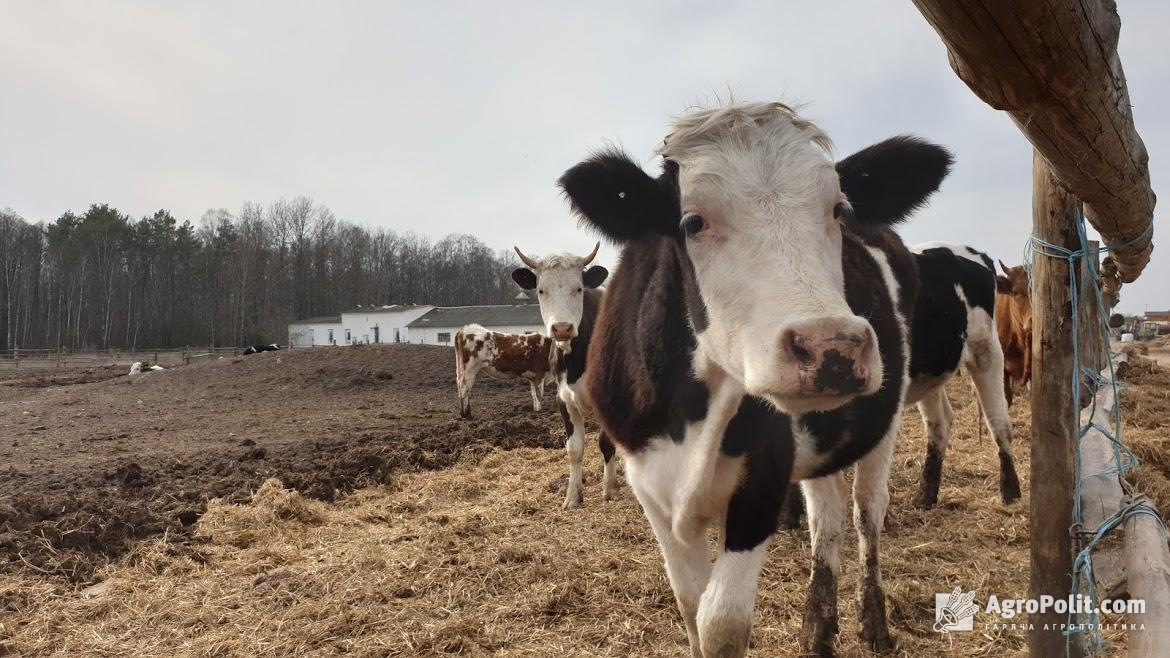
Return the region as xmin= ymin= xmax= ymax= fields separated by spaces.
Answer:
xmin=581 ymin=242 xmax=600 ymax=267
xmin=514 ymin=246 xmax=540 ymax=269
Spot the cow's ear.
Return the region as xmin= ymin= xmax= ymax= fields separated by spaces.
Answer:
xmin=512 ymin=267 xmax=537 ymax=290
xmin=559 ymin=149 xmax=679 ymax=243
xmin=583 ymin=265 xmax=608 ymax=289
xmin=837 ymin=136 xmax=953 ymax=226
xmin=996 ymin=275 xmax=1013 ymax=294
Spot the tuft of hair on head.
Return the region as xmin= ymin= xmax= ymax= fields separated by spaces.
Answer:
xmin=836 ymin=136 xmax=954 ymax=226
xmin=558 ymin=148 xmax=679 ymax=244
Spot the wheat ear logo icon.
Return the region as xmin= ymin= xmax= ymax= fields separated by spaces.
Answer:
xmin=934 ymin=587 xmax=978 ymax=633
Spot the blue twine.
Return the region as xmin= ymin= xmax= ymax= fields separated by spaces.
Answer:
xmin=1025 ymin=209 xmax=1162 ymax=656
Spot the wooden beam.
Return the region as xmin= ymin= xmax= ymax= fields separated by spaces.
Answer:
xmin=1078 ymin=352 xmax=1127 ymax=596
xmin=1124 ymin=496 xmax=1170 ymax=656
xmin=1029 ymin=152 xmax=1084 ymax=657
xmin=911 ymin=0 xmax=1156 ymax=282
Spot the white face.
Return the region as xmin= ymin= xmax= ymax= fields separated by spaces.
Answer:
xmin=534 ymin=265 xmax=587 ymax=350
xmin=671 ymin=133 xmax=882 ymax=414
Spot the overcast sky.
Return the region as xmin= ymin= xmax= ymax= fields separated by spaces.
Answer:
xmin=1 ymin=1 xmax=1166 ymax=313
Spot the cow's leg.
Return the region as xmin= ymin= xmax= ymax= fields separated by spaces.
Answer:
xmin=561 ymin=396 xmax=587 ymax=509
xmin=697 ymin=456 xmax=786 ymax=658
xmin=599 ymin=432 xmax=619 ymax=502
xmin=780 ymin=483 xmax=804 ymax=530
xmin=457 ymin=362 xmax=479 ymax=419
xmin=853 ymin=424 xmax=898 ymax=653
xmin=639 ymin=496 xmax=710 ymax=658
xmin=913 ymin=386 xmax=952 ymax=509
xmin=968 ymin=358 xmax=1021 ymax=504
xmin=799 ymin=472 xmax=848 ymax=657
xmin=529 ymin=379 xmax=542 ymax=412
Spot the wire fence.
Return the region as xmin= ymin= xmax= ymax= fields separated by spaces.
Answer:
xmin=0 ymin=347 xmax=241 ymax=371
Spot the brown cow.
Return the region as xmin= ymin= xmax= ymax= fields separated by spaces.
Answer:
xmin=996 ymin=261 xmax=1032 ymax=405
xmin=454 ymin=324 xmax=555 ymax=419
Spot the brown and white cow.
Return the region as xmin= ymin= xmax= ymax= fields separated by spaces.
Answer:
xmin=560 ymin=101 xmax=952 ymax=657
xmin=454 ymin=324 xmax=555 ymax=419
xmin=995 ymin=261 xmax=1032 ymax=406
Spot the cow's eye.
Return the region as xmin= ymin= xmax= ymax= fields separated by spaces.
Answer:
xmin=576 ymin=287 xmax=583 ymax=294
xmin=538 ymin=288 xmax=546 ymax=295
xmin=680 ymin=213 xmax=706 ymax=238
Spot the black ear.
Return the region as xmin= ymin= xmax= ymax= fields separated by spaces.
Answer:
xmin=583 ymin=265 xmax=608 ymax=288
xmin=836 ymin=136 xmax=953 ymax=226
xmin=558 ymin=149 xmax=680 ymax=243
xmin=512 ymin=267 xmax=537 ymax=290
xmin=996 ymin=275 xmax=1013 ymax=294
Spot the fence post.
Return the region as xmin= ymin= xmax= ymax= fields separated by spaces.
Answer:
xmin=13 ymin=348 xmax=18 ymax=370
xmin=1029 ymin=152 xmax=1085 ymax=658
xmin=183 ymin=346 xmax=189 ymax=365
xmin=1077 ymin=240 xmax=1105 ymax=403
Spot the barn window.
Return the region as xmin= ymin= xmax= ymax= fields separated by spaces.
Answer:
xmin=438 ymin=332 xmax=451 ymax=344
xmin=327 ymin=329 xmax=334 ymax=344
xmin=345 ymin=329 xmax=351 ymax=343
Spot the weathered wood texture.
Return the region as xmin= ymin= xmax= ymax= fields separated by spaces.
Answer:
xmin=1078 ymin=241 xmax=1106 ymax=397
xmin=1029 ymin=153 xmax=1084 ymax=658
xmin=912 ymin=0 xmax=1155 ymax=282
xmin=1124 ymin=494 xmax=1170 ymax=657
xmin=1078 ymin=352 xmax=1127 ymax=595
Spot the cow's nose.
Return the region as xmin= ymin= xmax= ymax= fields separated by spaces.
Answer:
xmin=780 ymin=320 xmax=875 ymax=396
xmin=551 ymin=322 xmax=574 ymax=341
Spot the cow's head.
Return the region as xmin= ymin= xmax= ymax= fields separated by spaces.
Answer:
xmin=511 ymin=243 xmax=608 ymax=352
xmin=996 ymin=261 xmax=1032 ymax=335
xmin=559 ymin=101 xmax=951 ymax=414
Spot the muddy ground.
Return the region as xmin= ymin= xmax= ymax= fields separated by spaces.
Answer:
xmin=0 ymin=345 xmax=564 ymax=583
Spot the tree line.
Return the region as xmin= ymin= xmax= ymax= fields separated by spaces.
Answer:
xmin=0 ymin=198 xmax=522 ymax=351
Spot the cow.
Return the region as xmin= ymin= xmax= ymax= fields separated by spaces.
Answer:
xmin=996 ymin=262 xmax=1032 ymax=406
xmin=559 ymin=101 xmax=951 ymax=657
xmin=778 ymin=242 xmax=1023 ymax=525
xmin=905 ymin=243 xmax=1021 ymax=508
xmin=128 ymin=361 xmax=164 ymax=375
xmin=510 ymin=243 xmax=616 ymax=509
xmin=454 ymin=324 xmax=555 ymax=418
xmin=242 ymin=344 xmax=280 ymax=355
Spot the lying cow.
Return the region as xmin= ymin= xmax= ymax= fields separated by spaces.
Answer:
xmin=511 ymin=243 xmax=614 ymax=508
xmin=454 ymin=324 xmax=555 ymax=418
xmin=560 ymin=101 xmax=951 ymax=656
xmin=242 ymin=344 xmax=280 ymax=355
xmin=128 ymin=361 xmax=164 ymax=375
xmin=995 ymin=261 xmax=1032 ymax=405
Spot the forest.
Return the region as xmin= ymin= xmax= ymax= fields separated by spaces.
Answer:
xmin=0 ymin=199 xmax=520 ymax=351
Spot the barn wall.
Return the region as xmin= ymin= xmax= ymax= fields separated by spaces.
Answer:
xmin=287 ymin=323 xmax=344 ymax=347
xmin=340 ymin=307 xmax=435 ymax=345
xmin=407 ymin=324 xmax=543 ymax=346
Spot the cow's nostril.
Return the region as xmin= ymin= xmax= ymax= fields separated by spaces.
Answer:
xmin=784 ymin=330 xmax=816 ymax=367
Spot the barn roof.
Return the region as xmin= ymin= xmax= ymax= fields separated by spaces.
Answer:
xmin=407 ymin=305 xmax=542 ymax=329
xmin=288 ymin=316 xmax=342 ymax=325
xmin=341 ymin=304 xmax=431 ymax=315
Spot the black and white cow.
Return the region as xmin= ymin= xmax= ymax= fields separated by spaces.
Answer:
xmin=510 ymin=244 xmax=616 ymax=509
xmin=906 ymin=242 xmax=1020 ymax=508
xmin=559 ymin=101 xmax=951 ymax=657
xmin=242 ymin=343 xmax=280 ymax=355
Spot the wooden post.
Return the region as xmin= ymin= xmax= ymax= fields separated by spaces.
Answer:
xmin=1030 ymin=152 xmax=1085 ymax=658
xmin=1124 ymin=496 xmax=1170 ymax=656
xmin=1077 ymin=241 xmax=1105 ymax=403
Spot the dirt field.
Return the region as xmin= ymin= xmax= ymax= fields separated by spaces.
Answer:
xmin=2 ymin=344 xmax=1167 ymax=656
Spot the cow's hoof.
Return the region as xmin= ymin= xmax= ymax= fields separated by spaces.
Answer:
xmin=562 ymin=493 xmax=584 ymax=509
xmin=913 ymin=494 xmax=937 ymax=510
xmin=859 ymin=630 xmax=896 ymax=654
xmin=1001 ymin=484 xmax=1021 ymax=505
xmin=798 ymin=618 xmax=837 ymax=658
xmin=602 ymin=488 xmax=619 ymax=503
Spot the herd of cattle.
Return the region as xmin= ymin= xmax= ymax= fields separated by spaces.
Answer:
xmin=451 ymin=101 xmax=1038 ymax=657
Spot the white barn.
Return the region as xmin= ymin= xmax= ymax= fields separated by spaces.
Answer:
xmin=406 ymin=305 xmax=543 ymax=346
xmin=287 ymin=305 xmax=434 ymax=347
